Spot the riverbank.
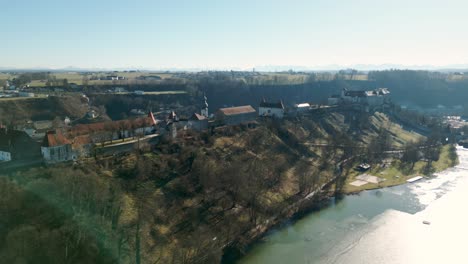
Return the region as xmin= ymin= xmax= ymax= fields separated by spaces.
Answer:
xmin=343 ymin=145 xmax=458 ymax=194
xmin=225 ymin=144 xmax=458 ymax=263
xmin=326 ymin=146 xmax=468 ymax=264
xmin=233 ymin=146 xmax=465 ymax=264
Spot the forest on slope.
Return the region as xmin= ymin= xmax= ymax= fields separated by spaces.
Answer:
xmin=0 ymin=109 xmax=454 ymax=264
xmin=3 ymin=70 xmax=467 ymax=126
xmin=196 ymin=70 xmax=468 ymax=112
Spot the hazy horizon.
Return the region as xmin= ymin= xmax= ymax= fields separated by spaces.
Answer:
xmin=2 ymin=63 xmax=468 ymax=73
xmin=3 ymin=0 xmax=468 ymax=69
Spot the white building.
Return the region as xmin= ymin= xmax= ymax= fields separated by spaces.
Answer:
xmin=295 ymin=103 xmax=311 ymax=112
xmin=329 ymin=88 xmax=390 ymax=106
xmin=64 ymin=116 xmax=71 ymax=125
xmin=87 ymin=109 xmax=98 ymax=119
xmin=41 ymin=131 xmax=75 ymax=163
xmin=0 ymin=127 xmax=12 ymax=161
xmin=0 ymin=150 xmax=11 ymax=161
xmin=259 ymin=100 xmax=285 ymax=118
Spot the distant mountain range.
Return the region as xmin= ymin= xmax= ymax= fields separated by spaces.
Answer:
xmin=252 ymin=64 xmax=468 ymax=72
xmin=1 ymin=64 xmax=468 ymax=73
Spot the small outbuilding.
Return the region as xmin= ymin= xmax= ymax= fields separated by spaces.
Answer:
xmin=357 ymin=163 xmax=371 ymax=171
xmin=187 ymin=113 xmax=208 ymax=131
xmin=295 ymin=103 xmax=311 ymax=112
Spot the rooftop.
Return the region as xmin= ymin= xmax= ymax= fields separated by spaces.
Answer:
xmin=71 ymin=135 xmax=92 ymax=149
xmin=218 ymin=105 xmax=256 ymax=116
xmin=344 ymin=88 xmax=390 ymax=97
xmin=43 ymin=130 xmax=71 ymax=147
xmin=69 ymin=114 xmax=157 ymax=136
xmin=296 ymin=103 xmax=311 ymax=108
xmin=33 ymin=120 xmax=53 ymax=130
xmin=259 ymin=100 xmax=284 ymax=109
xmin=70 ymin=116 xmax=157 ymax=135
xmin=190 ymin=113 xmax=207 ymax=121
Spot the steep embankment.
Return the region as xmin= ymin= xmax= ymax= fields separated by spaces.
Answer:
xmin=0 ymin=92 xmax=197 ymax=124
xmin=203 ymin=80 xmax=373 ymax=110
xmin=0 ymin=96 xmax=88 ymax=123
xmin=89 ymin=93 xmax=196 ymax=120
xmin=0 ymin=110 xmax=450 ymax=264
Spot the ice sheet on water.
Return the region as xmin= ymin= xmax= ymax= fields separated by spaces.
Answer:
xmin=408 ymin=146 xmax=468 ymax=206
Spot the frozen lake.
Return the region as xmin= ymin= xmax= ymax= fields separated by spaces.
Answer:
xmin=236 ymin=146 xmax=468 ymax=264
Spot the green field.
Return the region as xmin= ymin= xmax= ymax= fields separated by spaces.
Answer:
xmin=0 ymin=73 xmax=12 ymax=80
xmin=4 ymin=71 xmax=176 ymax=87
xmin=344 ymin=145 xmax=456 ymax=193
xmin=0 ymin=94 xmax=48 ymax=101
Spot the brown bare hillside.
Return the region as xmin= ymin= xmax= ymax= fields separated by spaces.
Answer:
xmin=0 ymin=96 xmax=88 ymax=123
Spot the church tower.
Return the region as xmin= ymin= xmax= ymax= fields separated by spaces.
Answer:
xmin=201 ymin=94 xmax=209 ymax=117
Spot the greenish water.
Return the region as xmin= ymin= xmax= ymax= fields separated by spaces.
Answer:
xmin=235 ymin=148 xmax=466 ymax=264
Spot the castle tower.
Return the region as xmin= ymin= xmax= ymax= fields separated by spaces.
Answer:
xmin=201 ymin=94 xmax=209 ymax=117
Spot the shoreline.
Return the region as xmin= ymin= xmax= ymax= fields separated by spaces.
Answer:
xmin=327 ymin=147 xmax=468 ymax=263
xmin=222 ymin=144 xmax=459 ymax=263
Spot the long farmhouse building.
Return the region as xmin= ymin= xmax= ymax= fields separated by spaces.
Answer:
xmin=69 ymin=112 xmax=157 ymax=140
xmin=41 ymin=112 xmax=159 ymax=163
xmin=215 ymin=105 xmax=257 ymax=125
xmin=328 ymin=88 xmax=390 ymax=107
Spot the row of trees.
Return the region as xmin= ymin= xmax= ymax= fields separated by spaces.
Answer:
xmin=0 ymin=166 xmax=133 ymax=263
xmin=45 ymin=75 xmax=69 ymax=87
xmin=10 ymin=72 xmax=49 ymax=87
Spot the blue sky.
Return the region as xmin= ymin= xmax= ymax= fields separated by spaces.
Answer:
xmin=2 ymin=0 xmax=468 ymax=69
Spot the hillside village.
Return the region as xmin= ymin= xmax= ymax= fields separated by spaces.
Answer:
xmin=0 ymin=84 xmax=458 ymax=264
xmin=0 ymin=87 xmax=392 ymax=166
xmin=2 ymin=70 xmax=466 ymax=264
xmin=4 ymin=1 xmax=468 ymax=263
xmin=1 ymin=74 xmax=465 ymax=264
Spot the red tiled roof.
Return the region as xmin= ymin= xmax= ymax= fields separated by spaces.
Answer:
xmin=71 ymin=122 xmax=106 ymax=135
xmin=190 ymin=113 xmax=207 ymax=121
xmin=148 ymin=111 xmax=157 ymax=124
xmin=43 ymin=131 xmax=71 ymax=147
xmin=218 ymin=105 xmax=256 ymax=116
xmin=72 ymin=135 xmax=92 ymax=148
xmin=69 ymin=116 xmax=156 ymax=136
